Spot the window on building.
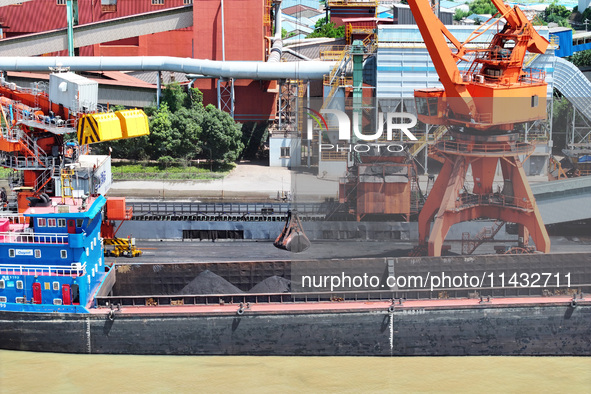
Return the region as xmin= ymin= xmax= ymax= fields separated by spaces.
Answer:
xmin=53 ymin=298 xmax=63 ymax=305
xmin=101 ymin=0 xmax=117 ymax=12
xmin=48 ymin=218 xmax=56 ymax=227
xmin=58 ymin=219 xmax=66 ymax=227
xmin=35 ymin=249 xmax=41 ymax=258
xmin=37 ymin=218 xmax=47 ymax=227
xmin=16 ymin=280 xmax=23 ymax=290
xmin=184 ymin=0 xmax=193 ymax=4
xmin=280 ymin=147 xmax=291 ymax=158
xmin=57 ymin=0 xmax=67 ymax=5
xmin=15 ymin=297 xmax=25 ymax=303
xmin=53 ymin=282 xmax=59 ymax=291
xmin=531 ymin=95 xmax=539 ymax=108
xmin=0 ymin=297 xmax=7 ymax=303
xmin=8 ymin=249 xmax=15 ymax=258
xmin=151 ymin=0 xmax=164 ymax=5
xmin=61 ymin=250 xmax=67 ymax=259
xmin=0 ymin=280 xmax=4 ymax=289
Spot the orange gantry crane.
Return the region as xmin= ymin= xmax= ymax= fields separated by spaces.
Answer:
xmin=408 ymin=0 xmax=551 ymax=256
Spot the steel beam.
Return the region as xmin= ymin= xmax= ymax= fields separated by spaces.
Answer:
xmin=0 ymin=5 xmax=193 ymax=56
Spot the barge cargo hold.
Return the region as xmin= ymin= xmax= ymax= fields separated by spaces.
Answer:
xmin=1 ymin=254 xmax=590 ymax=356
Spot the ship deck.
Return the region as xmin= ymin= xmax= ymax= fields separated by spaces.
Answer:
xmin=90 ymin=295 xmax=588 ymax=316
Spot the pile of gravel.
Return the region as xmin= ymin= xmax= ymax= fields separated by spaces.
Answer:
xmin=180 ymin=270 xmax=243 ymax=295
xmin=248 ymin=276 xmax=291 ymax=293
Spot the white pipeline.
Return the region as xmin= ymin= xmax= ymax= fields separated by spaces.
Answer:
xmin=0 ymin=56 xmax=333 ymax=80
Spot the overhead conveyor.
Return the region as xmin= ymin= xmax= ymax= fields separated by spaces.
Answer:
xmin=0 ymin=5 xmax=193 ymax=57
xmin=531 ymin=55 xmax=591 ymax=125
xmin=0 ymin=56 xmax=334 ymax=81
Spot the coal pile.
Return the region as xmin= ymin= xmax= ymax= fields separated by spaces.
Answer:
xmin=248 ymin=276 xmax=291 ymax=293
xmin=180 ymin=270 xmax=243 ymax=295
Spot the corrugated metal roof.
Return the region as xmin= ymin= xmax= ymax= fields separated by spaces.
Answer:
xmin=6 ymin=70 xmax=156 ymax=89
xmin=283 ymin=4 xmax=322 ymax=18
xmin=283 ymin=13 xmax=316 ymax=28
xmin=281 ymin=0 xmax=319 ymax=10
xmin=282 ymin=37 xmax=345 ymax=61
xmin=127 ymin=71 xmax=188 ymax=85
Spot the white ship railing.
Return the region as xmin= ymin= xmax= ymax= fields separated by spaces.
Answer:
xmin=0 ymin=263 xmax=86 ymax=277
xmin=0 ymin=232 xmax=69 ymax=244
xmin=0 ymin=213 xmax=27 ymax=225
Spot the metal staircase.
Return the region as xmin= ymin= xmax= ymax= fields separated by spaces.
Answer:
xmin=322 ymin=47 xmax=352 ymax=109
xmin=409 ymin=125 xmax=448 ymax=157
xmin=0 ymin=102 xmax=58 ymax=196
xmin=461 ymin=220 xmax=505 ymax=255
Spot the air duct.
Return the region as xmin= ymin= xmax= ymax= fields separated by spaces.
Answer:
xmin=0 ymin=57 xmax=333 ymax=80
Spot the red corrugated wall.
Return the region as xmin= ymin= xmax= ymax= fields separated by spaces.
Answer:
xmin=194 ymin=0 xmax=276 ymax=121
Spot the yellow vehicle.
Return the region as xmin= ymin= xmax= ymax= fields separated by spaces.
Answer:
xmin=104 ymin=237 xmax=142 ymax=258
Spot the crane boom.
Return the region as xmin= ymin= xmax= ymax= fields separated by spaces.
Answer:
xmin=489 ymin=0 xmax=548 ymax=54
xmin=409 ymin=0 xmax=549 ymax=130
xmin=407 ymin=0 xmax=475 ymax=117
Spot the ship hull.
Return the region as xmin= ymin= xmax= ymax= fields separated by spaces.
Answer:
xmin=1 ymin=302 xmax=590 ymax=356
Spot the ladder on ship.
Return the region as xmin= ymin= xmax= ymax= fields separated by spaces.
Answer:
xmin=60 ymin=168 xmax=75 ymax=204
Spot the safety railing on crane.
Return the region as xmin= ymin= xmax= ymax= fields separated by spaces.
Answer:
xmin=456 ymin=193 xmax=534 ymax=211
xmin=433 ymin=140 xmax=534 ymax=156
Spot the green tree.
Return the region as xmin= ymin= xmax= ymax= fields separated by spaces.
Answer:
xmin=542 ymin=2 xmax=572 ymax=27
xmin=469 ymin=0 xmax=495 ymax=15
xmin=306 ymin=17 xmax=345 ymax=39
xmin=201 ymin=104 xmax=244 ymax=163
xmin=167 ymin=106 xmax=204 ymax=160
xmin=160 ymin=82 xmax=203 ymax=112
xmin=552 ymin=92 xmax=573 ymax=152
xmin=282 ymin=28 xmax=296 ymax=39
xmin=454 ymin=9 xmax=470 ymax=22
xmin=240 ymin=121 xmax=269 ymax=160
xmin=146 ymin=103 xmax=174 ymax=159
xmin=569 ymin=49 xmax=591 ymax=67
xmin=101 ymin=83 xmax=243 ymax=166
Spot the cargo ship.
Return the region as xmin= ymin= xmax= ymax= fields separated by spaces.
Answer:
xmin=1 ymin=212 xmax=590 ymax=356
xmin=0 ymin=0 xmax=590 ymax=356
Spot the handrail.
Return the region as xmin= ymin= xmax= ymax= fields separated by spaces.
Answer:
xmin=0 ymin=213 xmax=27 ymax=225
xmin=0 ymin=262 xmax=86 ymax=277
xmin=456 ymin=193 xmax=534 ymax=211
xmin=0 ymin=232 xmax=69 ymax=244
xmin=433 ymin=140 xmax=534 ymax=156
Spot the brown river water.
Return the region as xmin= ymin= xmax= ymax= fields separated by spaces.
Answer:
xmin=1 ymin=351 xmax=589 ymax=393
